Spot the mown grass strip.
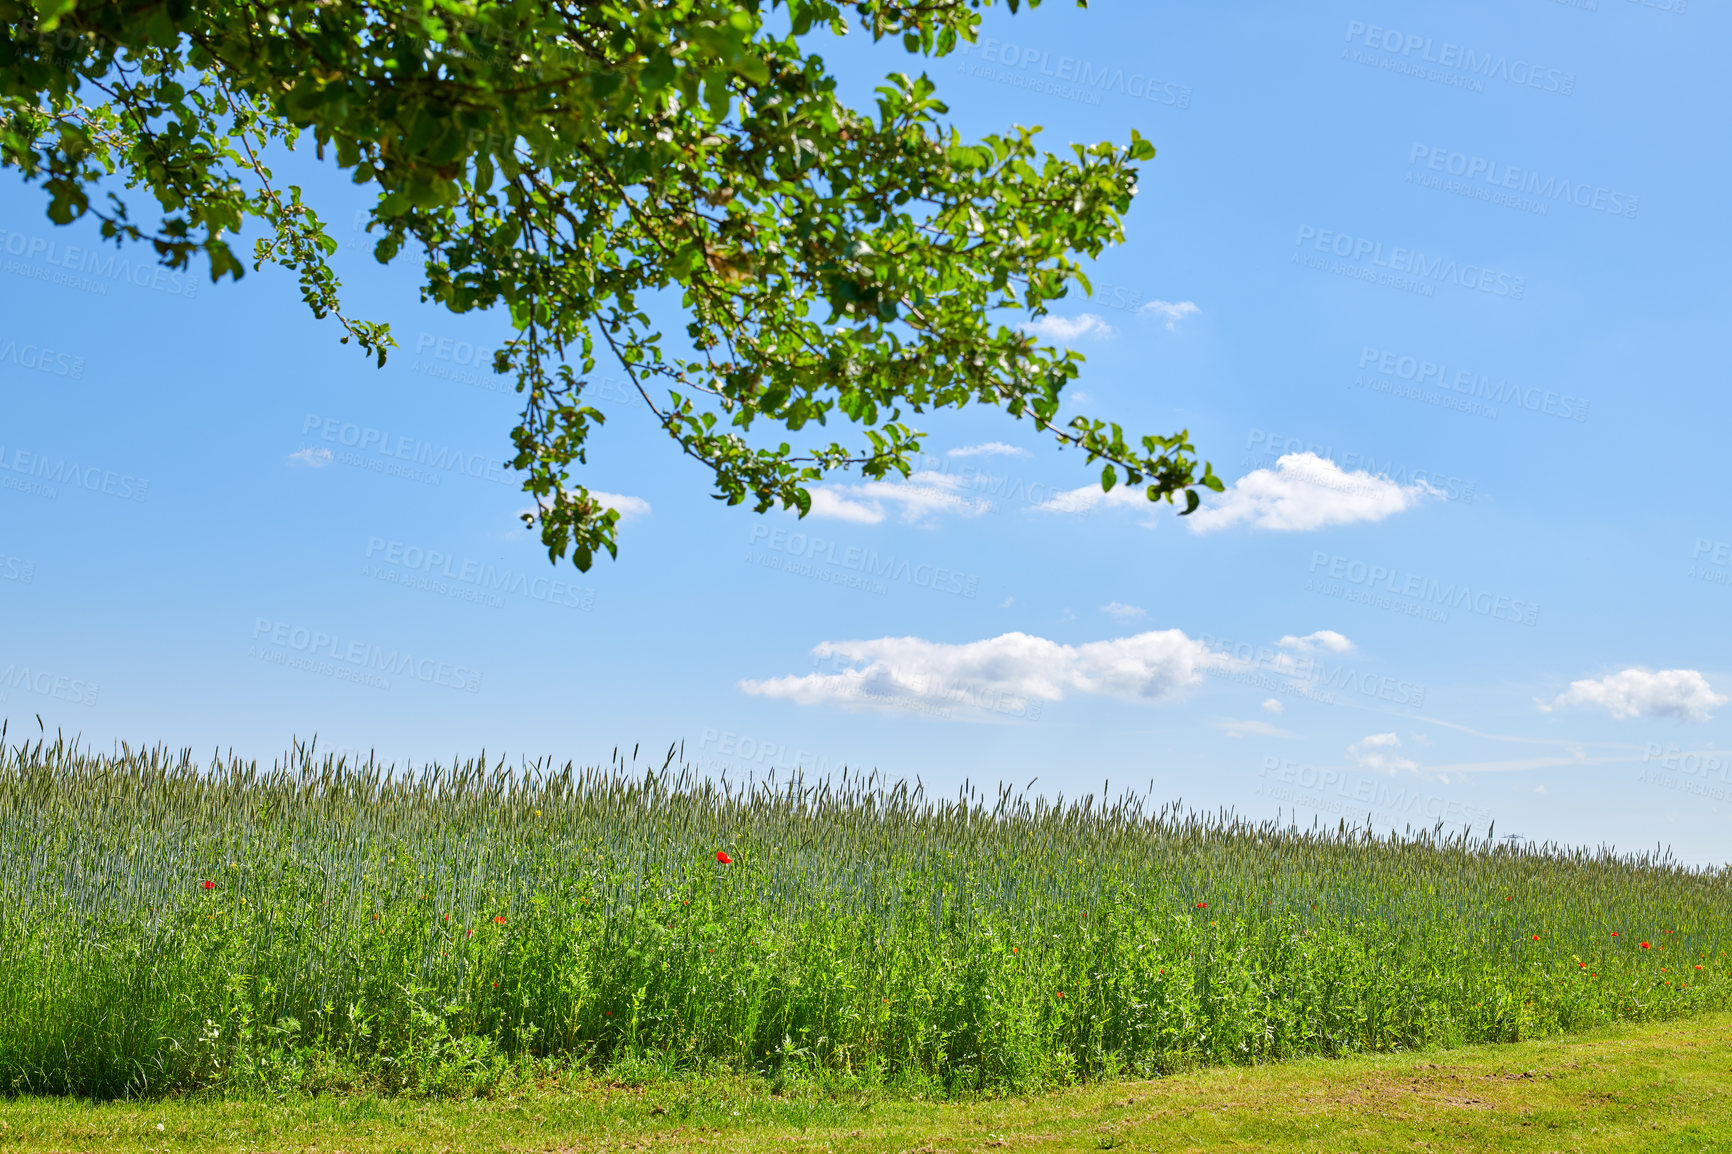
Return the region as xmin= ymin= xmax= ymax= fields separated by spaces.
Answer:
xmin=2 ymin=1011 xmax=1728 ymax=1151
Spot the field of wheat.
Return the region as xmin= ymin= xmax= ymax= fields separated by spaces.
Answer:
xmin=1 ymin=726 xmax=1726 ymax=1100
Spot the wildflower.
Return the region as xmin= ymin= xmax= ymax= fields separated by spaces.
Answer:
xmin=467 ymin=929 xmax=474 ymax=937
xmin=493 ymin=915 xmax=507 ymax=924
xmin=1195 ymin=901 xmax=1207 ymax=910
xmin=201 ymin=880 xmax=216 ymax=891
xmin=1641 ymin=942 xmax=1651 ymax=949
xmin=1532 ymin=934 xmax=1540 ymax=941
xmin=1056 ymin=991 xmax=1065 ymax=999
xmin=1697 ymin=965 xmax=1704 ymax=971
xmin=1612 ymin=932 xmax=1619 ymax=937
xmin=716 ymin=851 xmax=733 ymax=865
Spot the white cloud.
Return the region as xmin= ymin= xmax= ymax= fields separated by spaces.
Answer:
xmin=1000 ymin=596 xmax=1014 ymax=608
xmin=1349 ymin=732 xmax=1418 ymax=774
xmin=1035 ymin=482 xmax=1160 ymax=521
xmin=1188 ymin=452 xmax=1437 ymax=533
xmin=1212 ymin=717 xmax=1299 ymax=739
xmin=287 ymin=448 xmax=332 ymax=468
xmin=1538 ymin=668 xmax=1727 ymax=723
xmin=805 ymin=471 xmax=993 ymax=526
xmin=590 ymin=490 xmax=652 ymax=523
xmin=741 ymin=629 xmax=1230 ymax=718
xmin=1101 ymin=602 xmax=1146 ymax=620
xmin=1139 ymin=299 xmax=1201 ymax=330
xmin=949 ymin=442 xmax=1029 ymax=459
xmin=1262 ymin=698 xmax=1284 ymax=714
xmin=1278 ymin=630 xmax=1355 ymax=655
xmin=1022 ymin=313 xmax=1115 ymax=342
xmin=520 ymin=491 xmax=652 ymax=526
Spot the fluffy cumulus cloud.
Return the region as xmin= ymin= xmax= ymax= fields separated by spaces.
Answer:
xmin=1349 ymin=732 xmax=1418 ymax=773
xmin=1538 ymin=668 xmax=1727 ymax=722
xmin=1188 ymin=452 xmax=1437 ymax=533
xmin=1278 ymin=629 xmax=1355 ymax=655
xmin=1021 ymin=313 xmax=1115 ymax=342
xmin=1139 ymin=299 xmax=1201 ymax=330
xmin=948 ymin=442 xmax=1029 ymax=459
xmin=805 ymin=471 xmax=992 ymax=526
xmin=740 ymin=629 xmax=1229 ymax=718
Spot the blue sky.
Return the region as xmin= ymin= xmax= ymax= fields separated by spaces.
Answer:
xmin=4 ymin=0 xmax=1729 ymax=863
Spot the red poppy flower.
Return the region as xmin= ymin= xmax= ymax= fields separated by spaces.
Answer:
xmin=1532 ymin=934 xmax=1540 ymax=941
xmin=1195 ymin=901 xmax=1207 ymax=909
xmin=493 ymin=915 xmax=507 ymax=924
xmin=716 ymin=851 xmax=733 ymax=865
xmin=201 ymin=880 xmax=216 ymax=890
xmin=1611 ymin=932 xmax=1619 ymax=936
xmin=1640 ymin=941 xmax=1651 ymax=949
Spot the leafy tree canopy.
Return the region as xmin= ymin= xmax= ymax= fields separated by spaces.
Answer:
xmin=0 ymin=0 xmax=1222 ymax=568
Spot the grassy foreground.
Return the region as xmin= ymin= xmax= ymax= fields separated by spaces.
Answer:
xmin=2 ymin=1012 xmax=1729 ymax=1151
xmin=5 ymin=732 xmax=1732 ymax=1098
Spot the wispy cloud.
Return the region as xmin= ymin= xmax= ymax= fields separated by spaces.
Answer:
xmin=287 ymin=448 xmax=332 ymax=468
xmin=1139 ymin=299 xmax=1201 ymax=330
xmin=1350 ymin=732 xmax=1418 ymax=773
xmin=1278 ymin=630 xmax=1355 ymax=655
xmin=1100 ymin=601 xmax=1147 ymax=620
xmin=1538 ymin=668 xmax=1727 ymax=723
xmin=949 ymin=442 xmax=1029 ymax=459
xmin=1021 ymin=313 xmax=1115 ymax=342
xmin=1189 ymin=452 xmax=1437 ymax=533
xmin=805 ymin=471 xmax=993 ymax=526
xmin=1213 ymin=717 xmax=1300 ymax=739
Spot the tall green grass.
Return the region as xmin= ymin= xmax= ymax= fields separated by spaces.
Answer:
xmin=2 ymin=726 xmax=1727 ymax=1099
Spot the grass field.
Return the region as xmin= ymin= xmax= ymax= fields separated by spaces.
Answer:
xmin=3 ymin=1013 xmax=1729 ymax=1151
xmin=3 ymin=729 xmax=1730 ymax=1103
